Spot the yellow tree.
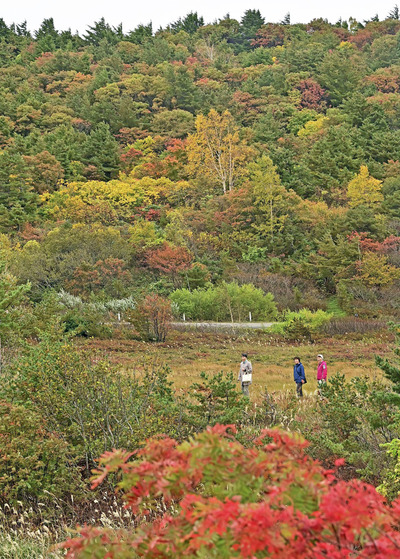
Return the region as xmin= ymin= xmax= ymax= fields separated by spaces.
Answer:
xmin=187 ymin=109 xmax=250 ymax=194
xmin=347 ymin=165 xmax=383 ymax=208
xmin=357 ymin=252 xmax=400 ymax=287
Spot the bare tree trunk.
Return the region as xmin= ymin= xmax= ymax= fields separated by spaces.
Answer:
xmin=270 ymin=198 xmax=274 ymax=240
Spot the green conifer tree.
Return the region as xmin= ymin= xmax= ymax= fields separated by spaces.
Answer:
xmin=84 ymin=122 xmax=120 ymax=180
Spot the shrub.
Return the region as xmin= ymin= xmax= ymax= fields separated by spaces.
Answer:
xmin=378 ymin=438 xmax=400 ymax=501
xmin=187 ymin=371 xmax=246 ymax=429
xmin=375 ymin=321 xmax=400 ymax=399
xmin=1 ymin=330 xmax=180 ymax=470
xmin=171 ymin=281 xmax=278 ymax=322
xmin=271 ymin=308 xmax=332 ymax=339
xmin=64 ymin=425 xmax=400 ymax=558
xmin=0 ymin=401 xmax=82 ymax=510
xmin=63 ymin=306 xmax=113 ymax=338
xmin=375 ymin=325 xmax=400 ymax=500
xmin=127 ymin=293 xmax=172 ymax=341
xmin=170 ymin=286 xmax=214 ymax=320
xmin=282 ymin=316 xmax=314 ymax=341
xmin=297 ymin=374 xmax=399 ymax=484
xmin=21 ymin=291 xmax=126 ymax=340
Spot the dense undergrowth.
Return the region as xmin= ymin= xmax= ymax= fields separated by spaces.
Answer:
xmin=1 ymin=326 xmax=400 ymax=532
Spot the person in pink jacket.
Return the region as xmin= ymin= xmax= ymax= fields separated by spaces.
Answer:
xmin=317 ymin=354 xmax=327 ymax=386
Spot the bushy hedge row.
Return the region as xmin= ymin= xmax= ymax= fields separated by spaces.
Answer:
xmin=171 ymin=281 xmax=278 ymax=321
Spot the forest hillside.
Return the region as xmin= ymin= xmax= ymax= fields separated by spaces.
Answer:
xmin=0 ymin=10 xmax=400 ymax=321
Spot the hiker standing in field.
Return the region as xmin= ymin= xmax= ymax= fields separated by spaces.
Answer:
xmin=238 ymin=353 xmax=252 ymax=397
xmin=317 ymin=354 xmax=327 ymax=387
xmin=294 ymin=356 xmax=306 ymax=398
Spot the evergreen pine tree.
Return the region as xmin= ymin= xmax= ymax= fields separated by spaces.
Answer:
xmin=171 ymin=12 xmax=204 ymax=34
xmin=84 ymin=18 xmax=123 ymax=45
xmin=84 ymin=122 xmax=120 ymax=180
xmin=376 ymin=325 xmax=400 ymax=401
xmin=0 ymin=149 xmax=37 ymax=230
xmin=388 ymin=5 xmax=400 ymax=19
xmin=240 ymin=9 xmax=265 ymax=35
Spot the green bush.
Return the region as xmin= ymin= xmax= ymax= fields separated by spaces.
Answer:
xmin=63 ymin=306 xmax=113 ymax=338
xmin=171 ymin=281 xmax=278 ymax=321
xmin=296 ymin=374 xmax=399 ymax=484
xmin=271 ymin=308 xmax=332 ymax=339
xmin=0 ymin=401 xmax=82 ymax=510
xmin=20 ymin=291 xmax=115 ymax=339
xmin=258 ymin=373 xmax=400 ymax=491
xmin=1 ymin=329 xmax=181 ymax=470
xmin=378 ymin=438 xmax=400 ymax=501
xmin=186 ymin=371 xmax=247 ymax=430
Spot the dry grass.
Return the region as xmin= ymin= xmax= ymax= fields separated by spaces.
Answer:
xmin=85 ymin=329 xmax=394 ymax=401
xmin=0 ymin=503 xmax=65 ymax=558
xmin=0 ymin=493 xmax=135 ymax=558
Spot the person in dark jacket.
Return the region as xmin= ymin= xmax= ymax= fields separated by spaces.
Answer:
xmin=293 ymin=357 xmax=306 ymax=398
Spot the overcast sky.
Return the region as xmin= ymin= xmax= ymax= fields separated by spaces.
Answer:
xmin=1 ymin=1 xmax=398 ymax=34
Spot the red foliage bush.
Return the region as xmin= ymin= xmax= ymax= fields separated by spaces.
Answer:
xmin=252 ymin=24 xmax=286 ymax=47
xmin=348 ymin=232 xmax=400 ymax=255
xmin=64 ymin=425 xmax=400 ymax=558
xmin=66 ymin=258 xmax=132 ymax=295
xmin=137 ymin=293 xmax=172 ymax=342
xmin=296 ymin=78 xmax=327 ymax=111
xmin=145 ymin=242 xmax=192 ymax=284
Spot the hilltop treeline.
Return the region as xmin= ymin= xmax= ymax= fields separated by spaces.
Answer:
xmin=1 ymin=9 xmax=400 ymax=318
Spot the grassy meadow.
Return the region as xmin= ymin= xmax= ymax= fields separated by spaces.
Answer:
xmin=87 ymin=328 xmax=394 ymax=400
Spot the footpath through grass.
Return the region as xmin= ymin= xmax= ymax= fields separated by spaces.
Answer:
xmin=86 ymin=329 xmax=393 ymax=401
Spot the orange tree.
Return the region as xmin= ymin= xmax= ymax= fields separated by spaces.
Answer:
xmin=145 ymin=242 xmax=193 ymax=287
xmin=64 ymin=425 xmax=400 ymax=558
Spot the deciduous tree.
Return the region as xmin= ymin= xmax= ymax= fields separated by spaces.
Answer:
xmin=357 ymin=251 xmax=400 ymax=287
xmin=187 ymin=110 xmax=251 ymax=194
xmin=146 ymin=243 xmax=192 ymax=286
xmin=24 ymin=150 xmax=64 ymax=193
xmin=347 ymin=165 xmax=383 ymax=208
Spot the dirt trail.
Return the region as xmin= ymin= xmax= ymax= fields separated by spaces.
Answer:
xmin=172 ymin=322 xmax=275 ymax=329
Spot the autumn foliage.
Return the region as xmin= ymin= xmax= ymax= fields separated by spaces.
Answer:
xmin=64 ymin=425 xmax=400 ymax=558
xmin=127 ymin=293 xmax=172 ymax=342
xmin=146 ymin=243 xmax=193 ymax=284
xmin=3 ymin=9 xmax=400 ymax=555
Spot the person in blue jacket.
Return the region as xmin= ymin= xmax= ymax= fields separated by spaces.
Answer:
xmin=293 ymin=356 xmax=306 ymax=398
